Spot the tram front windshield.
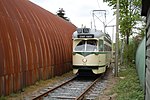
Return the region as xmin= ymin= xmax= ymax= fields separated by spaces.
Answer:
xmin=75 ymin=40 xmax=97 ymax=51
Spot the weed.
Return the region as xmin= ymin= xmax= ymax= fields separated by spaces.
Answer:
xmin=113 ymin=65 xmax=144 ymax=100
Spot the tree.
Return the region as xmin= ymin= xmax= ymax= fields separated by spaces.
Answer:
xmin=56 ymin=8 xmax=70 ymax=21
xmin=103 ymin=0 xmax=145 ymax=64
xmin=103 ymin=0 xmax=144 ymax=45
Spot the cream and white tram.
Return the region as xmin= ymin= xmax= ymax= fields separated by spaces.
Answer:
xmin=72 ymin=28 xmax=112 ymax=74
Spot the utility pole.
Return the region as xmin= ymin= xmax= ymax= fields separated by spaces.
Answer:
xmin=115 ymin=0 xmax=119 ymax=77
xmin=120 ymin=38 xmax=124 ymax=65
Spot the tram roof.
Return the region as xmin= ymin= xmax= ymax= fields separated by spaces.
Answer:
xmin=72 ymin=28 xmax=111 ymax=40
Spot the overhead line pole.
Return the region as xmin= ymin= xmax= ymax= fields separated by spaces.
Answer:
xmin=92 ymin=12 xmax=96 ymax=30
xmin=115 ymin=0 xmax=119 ymax=77
xmin=92 ymin=10 xmax=106 ymax=33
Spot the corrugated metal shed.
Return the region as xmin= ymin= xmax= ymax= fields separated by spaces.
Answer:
xmin=145 ymin=9 xmax=150 ymax=100
xmin=0 ymin=0 xmax=76 ymax=96
xmin=136 ymin=37 xmax=145 ymax=90
xmin=141 ymin=0 xmax=150 ymax=99
xmin=141 ymin=0 xmax=150 ymax=16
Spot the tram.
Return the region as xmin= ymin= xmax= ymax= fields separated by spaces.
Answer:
xmin=72 ymin=28 xmax=112 ymax=74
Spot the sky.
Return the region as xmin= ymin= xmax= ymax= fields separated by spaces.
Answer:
xmin=29 ymin=0 xmax=116 ymax=42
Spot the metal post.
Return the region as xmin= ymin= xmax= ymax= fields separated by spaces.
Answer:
xmin=93 ymin=10 xmax=106 ymax=33
xmin=112 ymin=26 xmax=114 ymax=51
xmin=115 ymin=0 xmax=119 ymax=77
xmin=104 ymin=11 xmax=106 ymax=33
xmin=120 ymin=38 xmax=124 ymax=65
xmin=92 ymin=12 xmax=96 ymax=30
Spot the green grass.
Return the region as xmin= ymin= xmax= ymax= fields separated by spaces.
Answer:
xmin=0 ymin=96 xmax=7 ymax=100
xmin=113 ymin=64 xmax=144 ymax=100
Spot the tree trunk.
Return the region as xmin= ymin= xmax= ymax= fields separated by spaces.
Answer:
xmin=126 ymin=32 xmax=129 ymax=45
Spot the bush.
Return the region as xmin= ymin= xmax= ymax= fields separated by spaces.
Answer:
xmin=123 ymin=36 xmax=142 ymax=65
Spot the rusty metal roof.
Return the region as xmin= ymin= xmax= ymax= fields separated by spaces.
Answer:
xmin=0 ymin=0 xmax=76 ymax=95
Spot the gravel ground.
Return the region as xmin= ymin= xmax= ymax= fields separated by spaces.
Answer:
xmin=7 ymin=68 xmax=118 ymax=100
xmin=7 ymin=71 xmax=74 ymax=100
xmin=97 ymin=68 xmax=119 ymax=100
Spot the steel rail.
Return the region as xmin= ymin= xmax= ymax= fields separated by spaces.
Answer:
xmin=32 ymin=76 xmax=77 ymax=100
xmin=75 ymin=77 xmax=100 ymax=100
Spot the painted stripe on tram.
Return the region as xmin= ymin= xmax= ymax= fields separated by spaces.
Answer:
xmin=73 ymin=52 xmax=110 ymax=57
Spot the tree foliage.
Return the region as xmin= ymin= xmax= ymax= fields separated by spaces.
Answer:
xmin=56 ymin=8 xmax=70 ymax=21
xmin=104 ymin=0 xmax=145 ymax=64
xmin=103 ymin=0 xmax=144 ymax=44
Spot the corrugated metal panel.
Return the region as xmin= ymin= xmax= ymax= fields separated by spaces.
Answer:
xmin=136 ymin=37 xmax=145 ymax=89
xmin=146 ymin=68 xmax=150 ymax=100
xmin=146 ymin=7 xmax=150 ymax=29
xmin=0 ymin=0 xmax=76 ymax=96
xmin=0 ymin=22 xmax=5 ymax=76
xmin=146 ymin=6 xmax=150 ymax=100
xmin=0 ymin=76 xmax=5 ymax=95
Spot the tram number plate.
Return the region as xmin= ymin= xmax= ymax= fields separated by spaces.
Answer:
xmin=77 ymin=34 xmax=94 ymax=38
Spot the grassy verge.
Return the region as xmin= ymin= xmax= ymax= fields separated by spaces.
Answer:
xmin=113 ymin=64 xmax=144 ymax=100
xmin=0 ymin=96 xmax=7 ymax=100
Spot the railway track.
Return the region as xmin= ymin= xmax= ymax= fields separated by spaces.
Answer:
xmin=32 ymin=75 xmax=105 ymax=100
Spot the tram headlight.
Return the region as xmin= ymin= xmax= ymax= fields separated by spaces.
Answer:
xmin=82 ymin=58 xmax=87 ymax=63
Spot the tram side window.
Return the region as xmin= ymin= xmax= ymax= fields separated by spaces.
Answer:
xmin=104 ymin=44 xmax=111 ymax=51
xmin=99 ymin=40 xmax=103 ymax=51
xmin=75 ymin=40 xmax=85 ymax=51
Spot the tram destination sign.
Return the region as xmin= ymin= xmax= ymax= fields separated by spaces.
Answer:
xmin=77 ymin=34 xmax=94 ymax=38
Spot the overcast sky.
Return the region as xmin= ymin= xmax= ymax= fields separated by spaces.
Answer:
xmin=29 ymin=0 xmax=116 ymax=41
